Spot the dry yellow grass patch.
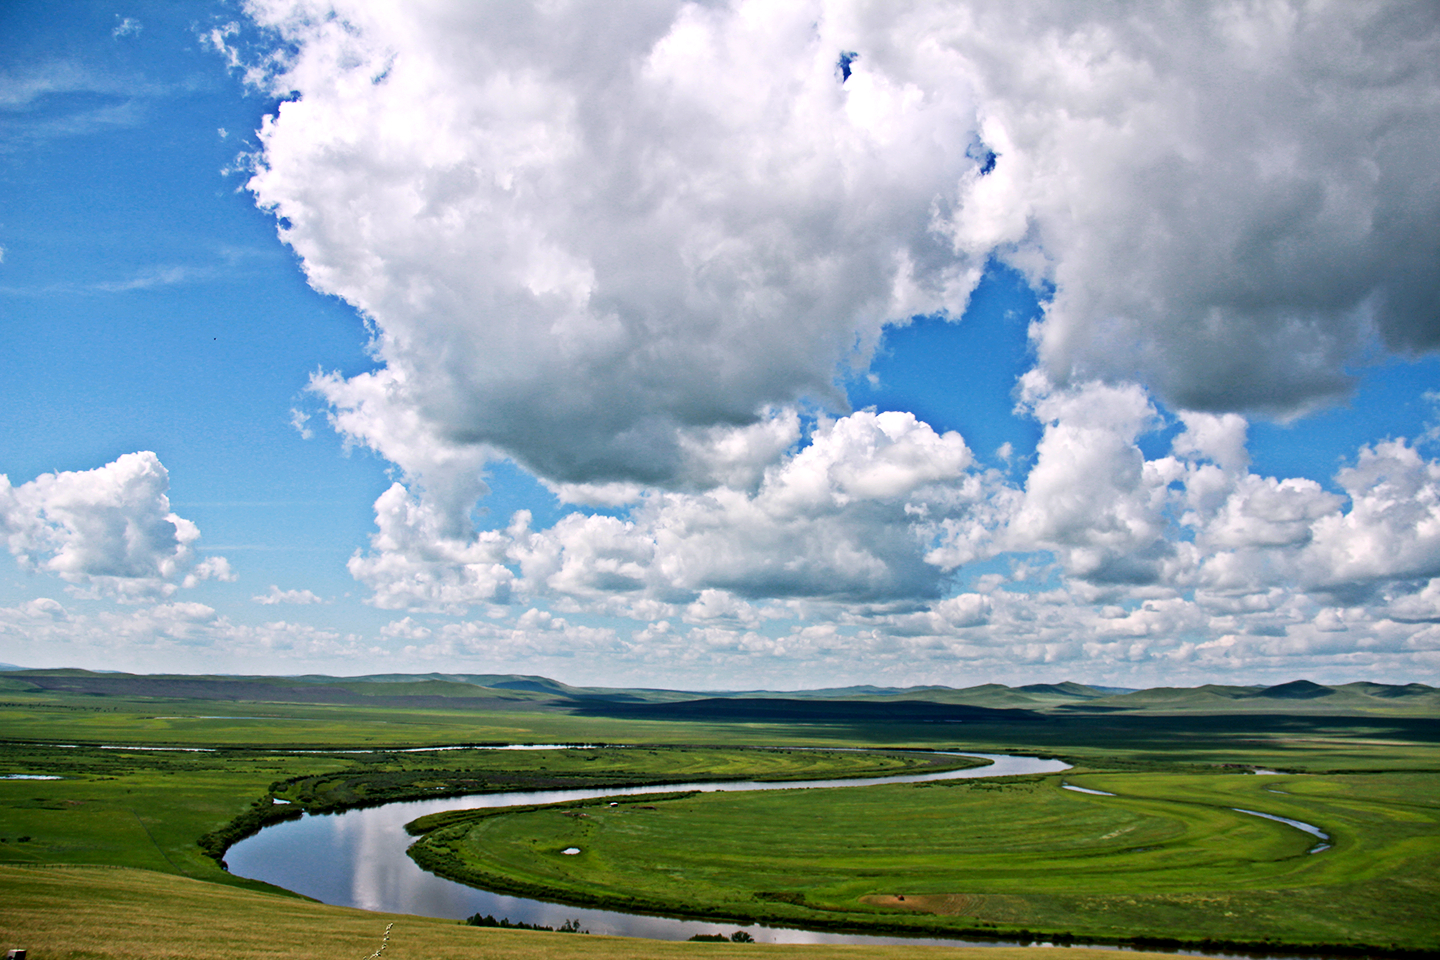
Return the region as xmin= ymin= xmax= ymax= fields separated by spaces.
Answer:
xmin=0 ymin=864 xmax=1173 ymax=960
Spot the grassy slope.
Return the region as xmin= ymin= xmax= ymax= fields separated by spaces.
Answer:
xmin=0 ymin=742 xmax=352 ymax=891
xmin=410 ymin=770 xmax=1440 ymax=951
xmin=0 ymin=864 xmax=1164 ymax=960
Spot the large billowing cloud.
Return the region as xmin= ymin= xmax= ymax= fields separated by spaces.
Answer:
xmin=217 ymin=1 xmax=1440 ymax=681
xmin=0 ymin=452 xmax=232 ymax=600
xmin=240 ymin=0 xmax=1440 ymax=505
xmin=244 ymin=0 xmax=983 ymax=498
xmin=928 ymin=1 xmax=1440 ymax=416
xmin=353 ymin=409 xmax=981 ymax=613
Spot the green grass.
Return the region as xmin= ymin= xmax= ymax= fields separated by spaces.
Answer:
xmin=0 ymin=740 xmax=976 ymax=887
xmin=0 ymin=742 xmax=353 ymax=889
xmin=0 ymin=864 xmax=1161 ymax=960
xmin=3 ymin=680 xmax=1440 ymax=956
xmin=409 ymin=770 xmax=1440 ymax=952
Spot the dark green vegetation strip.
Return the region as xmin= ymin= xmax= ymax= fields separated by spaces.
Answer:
xmin=272 ymin=745 xmax=980 ymax=816
xmin=408 ymin=770 xmax=1440 ymax=953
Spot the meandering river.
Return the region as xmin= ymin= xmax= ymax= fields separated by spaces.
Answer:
xmin=225 ymin=751 xmax=1074 ymax=946
xmin=225 ymin=750 xmax=1332 ymax=954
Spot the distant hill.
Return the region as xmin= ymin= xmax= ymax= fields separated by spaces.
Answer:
xmin=569 ymin=696 xmax=1043 ymax=725
xmin=4 ymin=668 xmax=1434 ymax=719
xmin=1252 ymin=679 xmax=1333 ymax=699
xmin=1017 ymin=681 xmax=1107 ymax=698
xmin=1053 ymin=680 xmax=1440 ymax=716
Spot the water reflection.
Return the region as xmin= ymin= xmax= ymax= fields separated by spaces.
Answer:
xmin=226 ymin=752 xmax=1071 ymax=944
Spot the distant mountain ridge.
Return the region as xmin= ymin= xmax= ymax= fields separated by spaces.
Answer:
xmin=3 ymin=667 xmax=1435 ymax=718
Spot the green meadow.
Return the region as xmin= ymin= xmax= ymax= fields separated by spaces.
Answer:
xmin=409 ymin=769 xmax=1440 ymax=951
xmin=0 ymin=739 xmax=969 ymax=883
xmin=0 ymin=863 xmax=1174 ymax=960
xmin=1 ymin=670 xmax=1438 ymax=957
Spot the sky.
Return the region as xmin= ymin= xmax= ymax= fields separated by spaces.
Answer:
xmin=2 ymin=0 xmax=1439 ymax=690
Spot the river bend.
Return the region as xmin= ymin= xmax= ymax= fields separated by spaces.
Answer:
xmin=226 ymin=751 xmax=1070 ymax=946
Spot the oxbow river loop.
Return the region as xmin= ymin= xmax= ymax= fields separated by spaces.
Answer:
xmin=225 ymin=750 xmax=1333 ymax=954
xmin=227 ymin=750 xmax=1074 ymax=946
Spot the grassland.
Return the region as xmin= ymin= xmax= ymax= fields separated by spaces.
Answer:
xmin=0 ymin=740 xmax=972 ymax=885
xmin=2 ymin=671 xmax=1438 ymax=958
xmin=408 ymin=769 xmax=1440 ymax=952
xmin=0 ymin=864 xmax=1188 ymax=960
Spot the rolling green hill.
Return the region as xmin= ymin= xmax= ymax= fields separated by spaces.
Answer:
xmin=3 ymin=668 xmax=1435 ymax=719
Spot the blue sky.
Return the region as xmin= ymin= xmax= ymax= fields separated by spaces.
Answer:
xmin=2 ymin=1 xmax=1438 ymax=689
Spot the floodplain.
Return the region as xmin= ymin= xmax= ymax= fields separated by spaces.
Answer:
xmin=408 ymin=768 xmax=1439 ymax=950
xmin=1 ymin=669 xmax=1437 ymax=958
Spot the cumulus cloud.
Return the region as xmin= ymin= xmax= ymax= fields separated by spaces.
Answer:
xmin=0 ymin=452 xmax=232 ymax=600
xmin=1300 ymin=440 xmax=1440 ymax=599
xmin=353 ymin=409 xmax=981 ymax=611
xmin=931 ymin=2 xmax=1440 ymax=416
xmin=237 ymin=0 xmax=1440 ymax=522
xmin=195 ymin=1 xmax=1440 ymax=683
xmin=399 ymin=610 xmax=619 ymax=662
xmin=1007 ymin=375 xmax=1177 ymax=586
xmin=348 ymin=482 xmax=515 ymax=611
xmin=243 ymin=0 xmax=989 ymax=505
xmin=0 ymin=598 xmax=387 ymax=669
xmin=327 ymin=364 xmax=1440 ymax=683
xmin=253 ymin=585 xmax=325 ymax=605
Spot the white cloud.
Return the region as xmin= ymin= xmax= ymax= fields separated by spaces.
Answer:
xmin=0 ymin=62 xmax=174 ymax=147
xmin=238 ymin=0 xmax=1440 ymax=527
xmin=347 ymin=482 xmax=515 ymax=611
xmin=380 ymin=616 xmax=431 ymax=641
xmin=1299 ymin=439 xmax=1440 ymax=599
xmin=0 ymin=62 xmax=93 ymax=108
xmin=253 ymin=584 xmax=325 ymax=605
xmin=1173 ymin=412 xmax=1250 ymax=474
xmin=0 ymin=452 xmax=232 ymax=600
xmin=311 ymin=368 xmax=493 ymax=537
xmin=0 ymin=598 xmax=387 ymax=670
xmin=325 ymin=369 xmax=1440 ymax=684
xmin=1007 ymin=375 xmax=1178 ymax=586
xmin=400 ymin=611 xmax=619 ymax=662
xmin=112 ymin=17 xmax=142 ymax=39
xmin=288 ymin=407 xmax=313 ymax=439
xmin=244 ymin=0 xmax=988 ymax=508
xmin=509 ymin=409 xmax=978 ymax=607
xmin=923 ymin=2 xmax=1440 ymax=416
xmin=181 ymin=1 xmax=1440 ymax=684
xmin=340 ymin=409 xmax=982 ymax=613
